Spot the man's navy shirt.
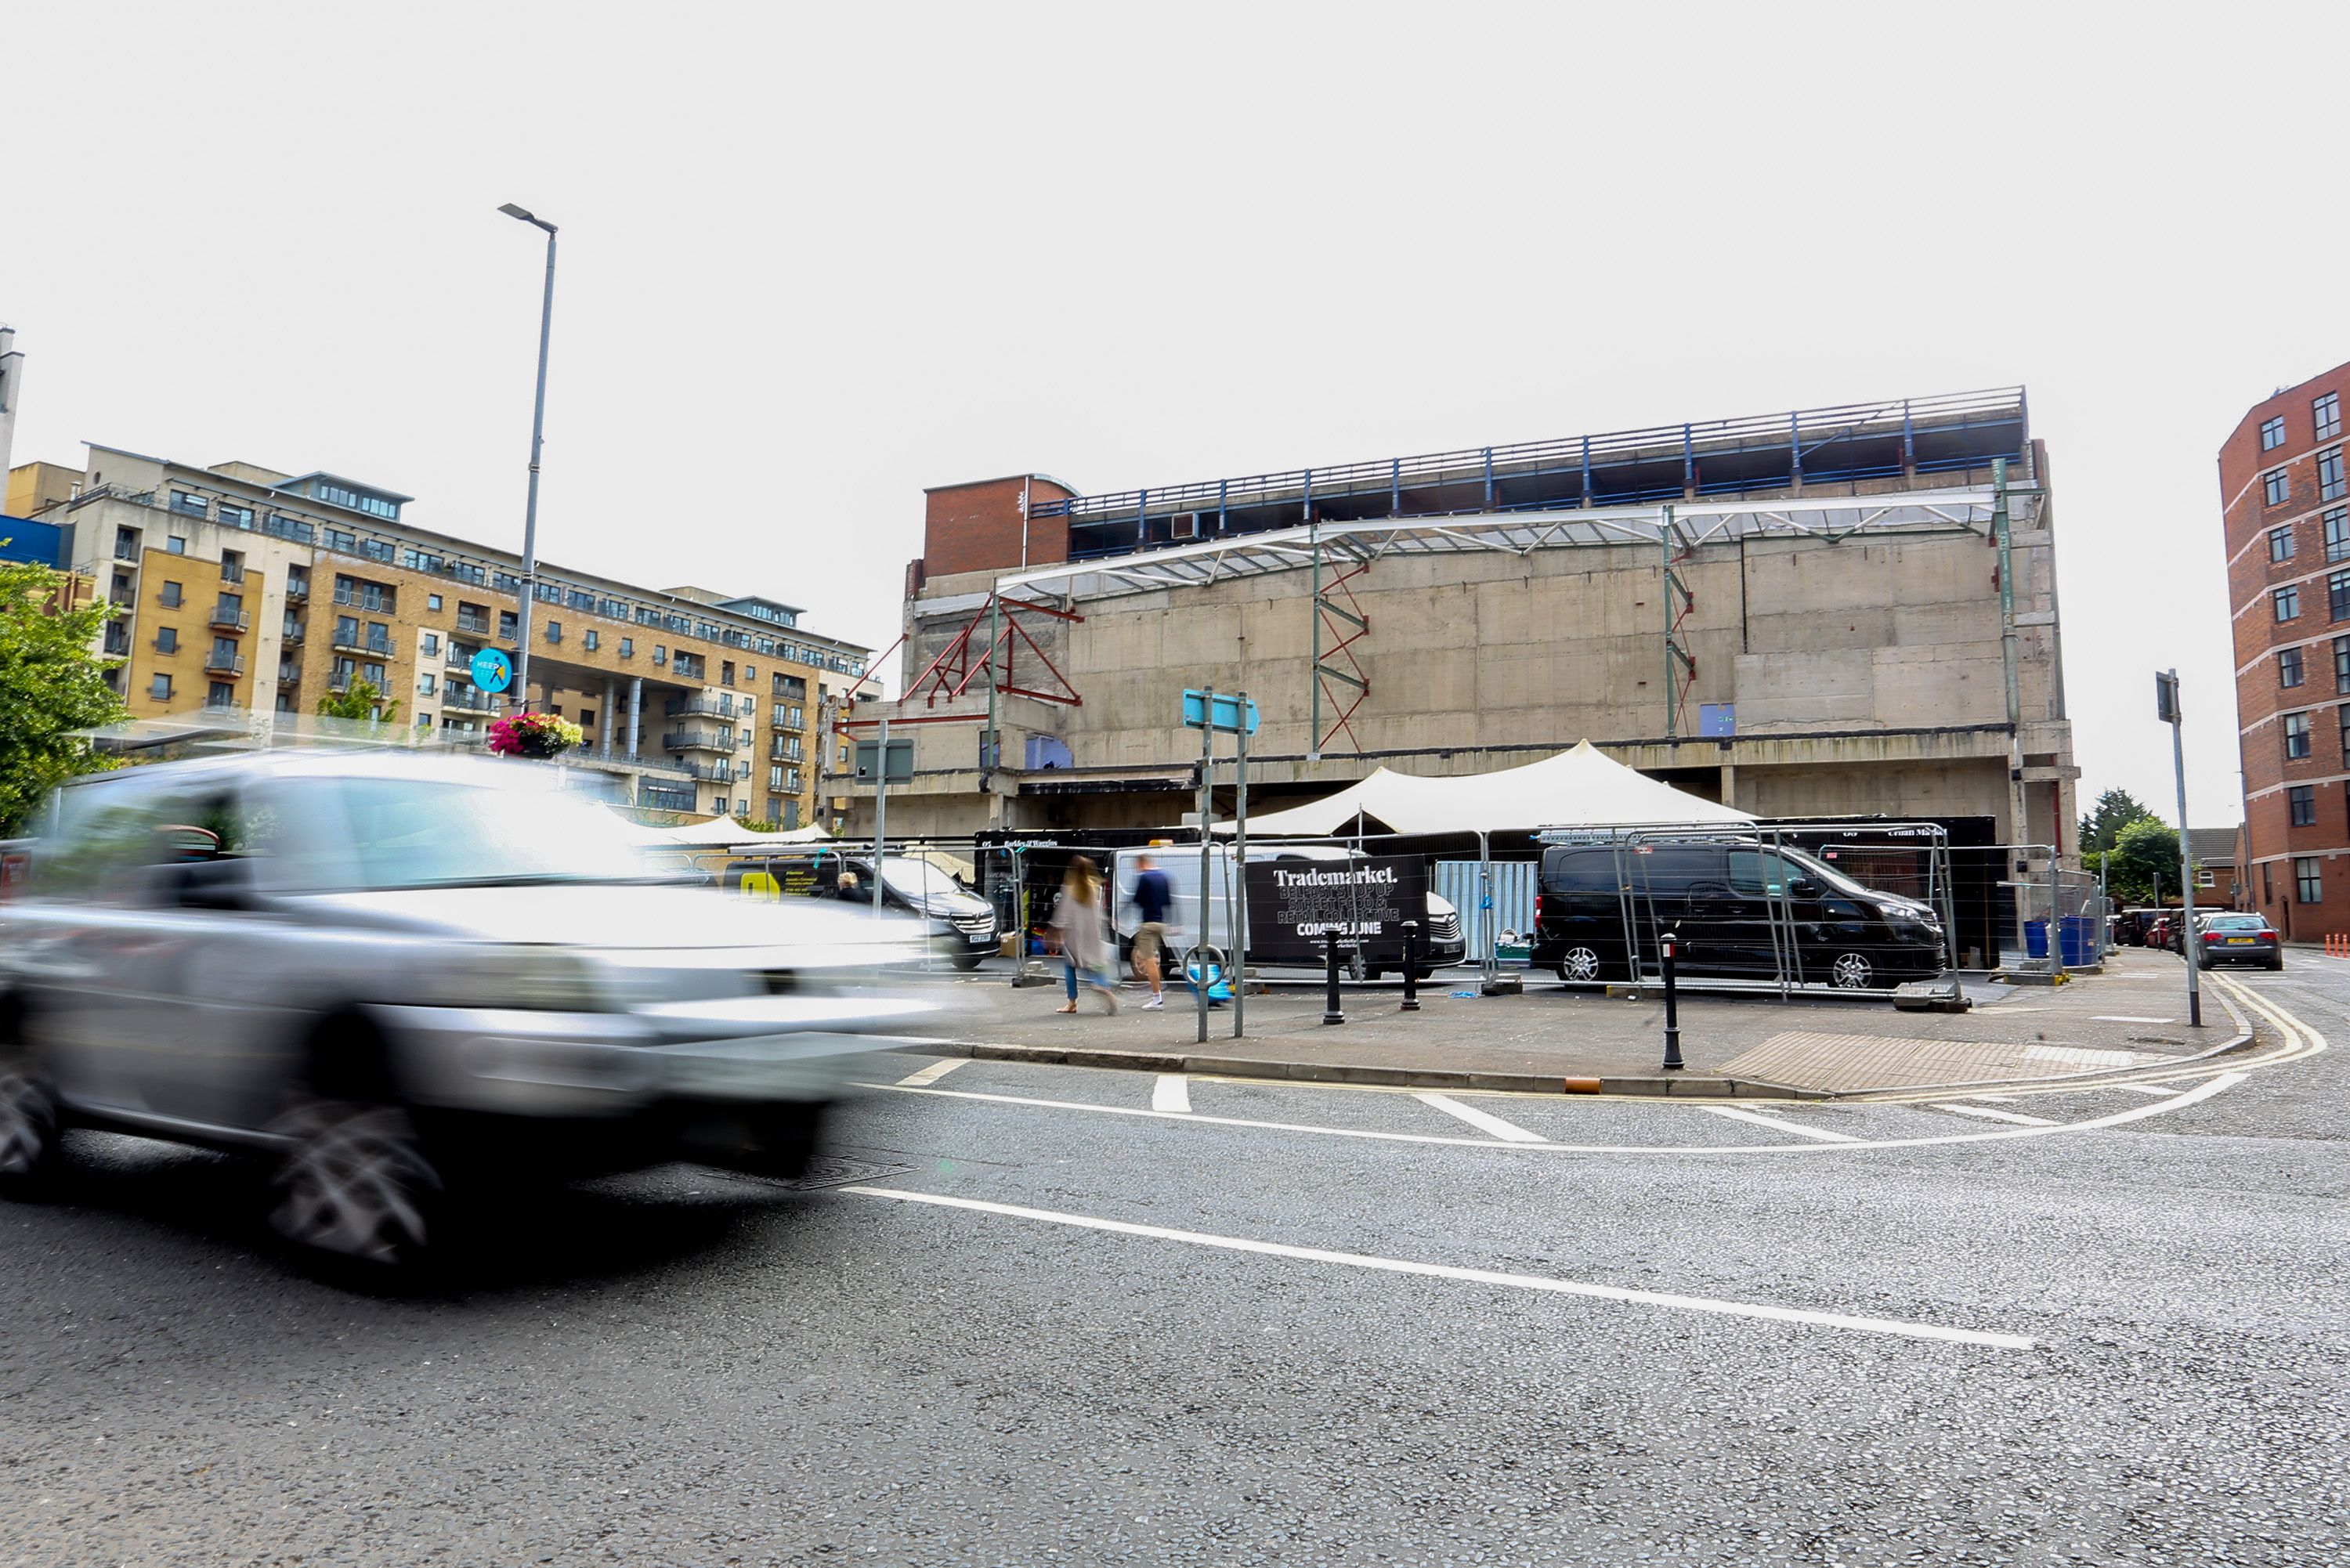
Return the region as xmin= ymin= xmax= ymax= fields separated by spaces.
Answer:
xmin=1133 ymin=869 xmax=1172 ymax=923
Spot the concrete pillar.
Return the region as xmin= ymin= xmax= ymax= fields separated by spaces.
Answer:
xmin=627 ymin=677 xmax=642 ymax=761
xmin=601 ymin=677 xmax=615 ymax=759
xmin=1719 ymin=763 xmax=1738 ymax=811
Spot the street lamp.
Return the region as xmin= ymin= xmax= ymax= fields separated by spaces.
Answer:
xmin=499 ymin=202 xmax=558 ymax=711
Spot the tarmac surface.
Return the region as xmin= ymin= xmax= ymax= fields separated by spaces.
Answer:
xmin=2 ymin=955 xmax=2343 ymax=1564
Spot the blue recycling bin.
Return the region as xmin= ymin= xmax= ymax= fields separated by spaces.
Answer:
xmin=2024 ymin=919 xmax=2049 ymax=959
xmin=2058 ymin=916 xmax=2095 ymax=967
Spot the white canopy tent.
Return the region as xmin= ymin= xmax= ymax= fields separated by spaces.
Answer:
xmin=1220 ymin=740 xmax=1752 ymax=837
xmin=634 ymin=816 xmax=837 ymax=850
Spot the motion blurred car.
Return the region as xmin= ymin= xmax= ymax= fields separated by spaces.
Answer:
xmin=0 ymin=751 xmax=932 ymax=1273
xmin=2192 ymin=912 xmax=2283 ymax=970
xmin=721 ymin=849 xmax=998 ymax=969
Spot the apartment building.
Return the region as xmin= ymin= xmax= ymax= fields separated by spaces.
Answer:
xmin=23 ymin=444 xmax=867 ymax=825
xmin=2221 ymin=360 xmax=2350 ymax=938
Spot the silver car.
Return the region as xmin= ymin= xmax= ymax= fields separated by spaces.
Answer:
xmin=0 ymin=750 xmax=931 ymax=1272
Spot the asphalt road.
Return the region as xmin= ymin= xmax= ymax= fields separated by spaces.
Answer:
xmin=3 ymin=959 xmax=2345 ymax=1566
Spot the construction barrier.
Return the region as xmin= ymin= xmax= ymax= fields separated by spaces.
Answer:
xmin=2327 ymin=934 xmax=2350 ymax=958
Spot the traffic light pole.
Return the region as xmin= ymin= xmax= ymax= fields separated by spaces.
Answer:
xmin=2159 ymin=670 xmax=2202 ymax=1028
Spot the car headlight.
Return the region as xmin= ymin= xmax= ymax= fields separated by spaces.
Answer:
xmin=425 ymin=944 xmax=617 ymax=1012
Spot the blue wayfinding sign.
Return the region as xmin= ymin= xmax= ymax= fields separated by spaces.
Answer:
xmin=471 ymin=647 xmax=515 ymax=694
xmin=1182 ymin=689 xmax=1259 ymax=735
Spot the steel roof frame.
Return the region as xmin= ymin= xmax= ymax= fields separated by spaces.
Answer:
xmin=986 ymin=484 xmax=2043 ymax=609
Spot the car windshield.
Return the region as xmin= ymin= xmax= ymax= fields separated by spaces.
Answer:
xmin=877 ymin=856 xmax=967 ymax=904
xmin=269 ymin=775 xmax=663 ymax=892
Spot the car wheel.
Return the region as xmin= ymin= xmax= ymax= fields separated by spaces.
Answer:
xmin=2269 ymin=956 xmax=2286 ymax=971
xmin=1560 ymin=945 xmax=1604 ymax=984
xmin=1412 ymin=967 xmax=1437 ymax=982
xmin=951 ymin=954 xmax=986 ymax=971
xmin=0 ymin=1053 xmax=63 ymax=1197
xmin=267 ymin=1102 xmax=443 ymax=1271
xmin=1829 ymin=952 xmax=1875 ymax=989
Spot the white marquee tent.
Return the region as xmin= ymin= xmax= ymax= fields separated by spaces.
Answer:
xmin=1220 ymin=740 xmax=1752 ymax=837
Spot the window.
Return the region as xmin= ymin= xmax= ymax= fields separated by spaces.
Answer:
xmin=2276 ymin=584 xmax=2301 ymax=620
xmin=160 ymin=580 xmax=183 ymax=609
xmin=362 ymin=661 xmax=387 ymax=688
xmin=215 ymin=502 xmax=251 ymax=529
xmin=713 ymin=797 xmax=730 ymax=817
xmin=220 ymin=550 xmax=246 ymax=583
xmin=332 ymin=574 xmax=396 ymax=613
xmin=580 ymin=710 xmax=595 ymax=729
xmin=150 ymin=674 xmax=172 ymax=701
xmin=2265 ymin=470 xmax=2290 ymax=506
xmin=620 ymin=638 xmax=633 ymax=659
xmin=170 ymin=491 xmax=207 ymax=517
xmin=428 ymin=594 xmax=443 ymax=612
xmin=2327 ymin=510 xmax=2350 ymax=562
xmin=155 ymin=626 xmax=178 ymax=654
xmin=2319 ymin=392 xmax=2342 ymax=442
xmin=2290 ymin=785 xmax=2316 ymax=826
xmin=2297 ymin=856 xmax=2323 ymax=904
xmin=769 ymin=764 xmax=785 ymax=790
xmin=783 ymin=799 xmax=801 ymax=830
xmin=2197 ymin=868 xmax=2216 ymax=888
xmin=765 ymin=796 xmax=783 ymax=825
xmin=419 ymin=674 xmax=436 ymax=695
xmin=2330 ymin=573 xmax=2350 ymax=623
xmin=2281 ymin=647 xmax=2305 ymax=688
xmin=167 ymin=535 xmax=187 ymax=555
xmin=2272 ymin=526 xmax=2297 ymax=562
xmin=653 ymin=645 xmax=667 ymax=667
xmin=545 ymin=620 xmax=562 ymax=644
xmin=584 ymin=629 xmax=598 ymax=652
xmin=114 ymin=526 xmax=142 ymax=562
xmin=2323 ymin=449 xmax=2346 ymax=503
xmin=721 ymin=661 xmax=736 ymax=688
xmin=2263 ymin=862 xmax=2274 ymax=903
xmin=208 ymin=637 xmax=238 ymax=672
xmin=2285 ymin=711 xmax=2312 ymax=758
xmin=2335 ymin=638 xmax=2350 ymax=694
xmin=746 ymin=664 xmax=757 ymax=684
xmin=206 ymin=681 xmax=235 ymax=709
xmin=421 ymin=632 xmax=439 ymax=657
xmin=2261 ymin=416 xmax=2287 ymax=450
xmin=499 ymin=609 xmax=519 ymax=641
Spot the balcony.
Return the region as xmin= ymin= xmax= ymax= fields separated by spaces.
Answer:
xmin=442 ymin=686 xmax=499 ymax=714
xmin=210 ymin=606 xmax=251 ymax=633
xmin=331 ymin=590 xmax=396 ymax=614
xmin=663 ymin=698 xmax=738 ymax=721
xmin=332 ymin=629 xmax=394 ymax=657
xmin=667 ymin=758 xmax=736 ymax=784
xmin=277 ymin=665 xmax=302 ymax=688
xmin=284 ymin=577 xmax=309 ymax=599
xmin=327 ymin=671 xmax=353 ymax=694
xmin=113 ymin=537 xmax=140 ymax=562
xmin=662 ymin=728 xmax=741 ymax=753
xmin=219 ymin=565 xmax=246 ymax=586
xmin=204 ymin=651 xmax=246 ymax=678
xmin=280 ymin=623 xmax=305 ymax=647
xmin=103 ymin=629 xmax=132 ymax=657
xmin=455 ymin=612 xmax=490 ymax=636
xmin=768 ymin=742 xmax=804 ymax=764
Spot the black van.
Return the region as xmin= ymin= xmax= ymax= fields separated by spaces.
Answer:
xmin=1530 ymin=840 xmax=1946 ymax=989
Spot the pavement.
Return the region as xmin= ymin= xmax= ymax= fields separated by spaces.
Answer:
xmin=893 ymin=946 xmax=2248 ymax=1098
xmin=2 ymin=953 xmax=2345 ymax=1564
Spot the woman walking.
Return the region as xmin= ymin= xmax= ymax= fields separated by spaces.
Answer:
xmin=1050 ymin=855 xmax=1119 ymax=1015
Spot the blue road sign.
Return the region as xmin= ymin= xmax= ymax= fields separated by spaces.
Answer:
xmin=1182 ymin=689 xmax=1260 ymax=734
xmin=471 ymin=647 xmax=515 ymax=694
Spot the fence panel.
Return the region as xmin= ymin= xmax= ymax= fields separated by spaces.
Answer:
xmin=1437 ymin=858 xmax=1537 ymax=960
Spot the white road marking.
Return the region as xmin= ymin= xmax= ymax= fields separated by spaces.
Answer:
xmin=1694 ymin=1104 xmax=1864 ymax=1143
xmin=865 ymin=1070 xmax=2253 ymax=1155
xmin=2092 ymin=1015 xmax=2176 ymax=1024
xmin=1932 ymin=1103 xmax=2061 ymax=1127
xmin=1152 ymin=1074 xmax=1191 ymax=1115
xmin=895 ymin=1057 xmax=970 ymax=1088
xmin=1412 ymin=1093 xmax=1548 ymax=1143
xmin=2111 ymin=1082 xmax=2178 ymax=1097
xmin=841 ymin=1185 xmax=2035 ymax=1350
xmin=2024 ymin=1044 xmax=2160 ymax=1067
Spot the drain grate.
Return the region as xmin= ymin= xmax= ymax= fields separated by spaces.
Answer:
xmin=752 ymin=1154 xmax=915 ymax=1191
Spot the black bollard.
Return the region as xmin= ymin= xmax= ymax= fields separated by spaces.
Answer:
xmin=1322 ymin=934 xmax=1347 ymax=1025
xmin=1400 ymin=920 xmax=1421 ymax=1011
xmin=1661 ymin=929 xmax=1685 ymax=1071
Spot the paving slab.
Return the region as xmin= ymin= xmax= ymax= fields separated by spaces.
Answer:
xmin=900 ymin=947 xmax=2250 ymax=1097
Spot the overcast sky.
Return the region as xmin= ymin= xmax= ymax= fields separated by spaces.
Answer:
xmin=10 ymin=2 xmax=2344 ymax=826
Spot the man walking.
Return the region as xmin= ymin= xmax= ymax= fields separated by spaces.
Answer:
xmin=1128 ymin=853 xmax=1173 ymax=1009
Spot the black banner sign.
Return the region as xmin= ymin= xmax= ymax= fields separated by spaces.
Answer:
xmin=1243 ymin=855 xmax=1428 ymax=962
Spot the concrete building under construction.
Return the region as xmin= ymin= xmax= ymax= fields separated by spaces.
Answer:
xmin=858 ymin=388 xmax=2079 ymax=853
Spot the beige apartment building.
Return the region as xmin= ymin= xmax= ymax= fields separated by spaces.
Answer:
xmin=20 ymin=444 xmax=867 ymax=823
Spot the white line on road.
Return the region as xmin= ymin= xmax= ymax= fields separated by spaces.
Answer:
xmin=2110 ymin=1083 xmax=2178 ymax=1097
xmin=841 ymin=1185 xmax=2035 ymax=1349
xmin=1412 ymin=1093 xmax=1549 ymax=1143
xmin=1932 ymin=1103 xmax=2061 ymax=1127
xmin=1152 ymin=1074 xmax=1191 ymax=1115
xmin=895 ymin=1057 xmax=970 ymax=1088
xmin=2092 ymin=1015 xmax=2176 ymax=1024
xmin=1693 ymin=1104 xmax=1864 ymax=1143
xmin=863 ymin=1070 xmax=2253 ymax=1155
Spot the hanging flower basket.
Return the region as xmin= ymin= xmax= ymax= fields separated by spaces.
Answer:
xmin=487 ymin=711 xmax=585 ymax=759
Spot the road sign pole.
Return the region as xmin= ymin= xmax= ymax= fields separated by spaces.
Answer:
xmin=873 ymin=717 xmax=888 ymax=915
xmin=1198 ymin=686 xmax=1214 ymax=1045
xmin=2163 ymin=670 xmax=2202 ymax=1028
xmin=1234 ymin=690 xmax=1248 ymax=1040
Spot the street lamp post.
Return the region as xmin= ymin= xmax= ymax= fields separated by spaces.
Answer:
xmin=498 ymin=202 xmax=558 ymax=712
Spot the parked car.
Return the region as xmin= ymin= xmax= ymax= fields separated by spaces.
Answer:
xmin=721 ymin=849 xmax=999 ymax=968
xmin=0 ymin=752 xmax=933 ymax=1273
xmin=1531 ymin=839 xmax=1946 ymax=989
xmin=1106 ymin=845 xmax=1468 ymax=979
xmin=2192 ymin=912 xmax=2283 ymax=970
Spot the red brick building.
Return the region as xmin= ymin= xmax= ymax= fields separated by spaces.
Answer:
xmin=2223 ymin=359 xmax=2350 ymax=939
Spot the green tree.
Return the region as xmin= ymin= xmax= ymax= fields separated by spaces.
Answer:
xmin=316 ymin=679 xmax=400 ymax=724
xmin=2080 ymin=787 xmax=2159 ymax=855
xmin=0 ymin=557 xmax=128 ymax=835
xmin=2105 ymin=817 xmax=2183 ymax=905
